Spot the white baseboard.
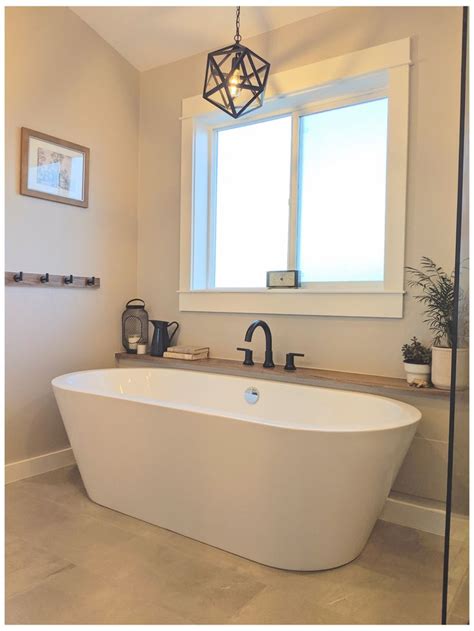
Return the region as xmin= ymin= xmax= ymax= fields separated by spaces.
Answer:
xmin=5 ymin=447 xmax=76 ymax=484
xmin=381 ymin=493 xmax=446 ymax=536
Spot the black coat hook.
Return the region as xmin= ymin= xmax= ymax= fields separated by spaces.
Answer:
xmin=40 ymin=273 xmax=49 ymax=284
xmin=14 ymin=272 xmax=23 ymax=282
xmin=86 ymin=276 xmax=96 ymax=286
xmin=64 ymin=274 xmax=74 ymax=285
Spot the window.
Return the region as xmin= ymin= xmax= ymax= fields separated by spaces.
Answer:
xmin=180 ymin=38 xmax=410 ymax=317
xmin=298 ymin=98 xmax=388 ymax=283
xmin=213 ymin=117 xmax=292 ymax=288
xmin=211 ymin=98 xmax=388 ymax=289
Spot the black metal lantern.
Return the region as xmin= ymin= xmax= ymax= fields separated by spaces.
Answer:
xmin=203 ymin=7 xmax=270 ymax=119
xmin=122 ymin=298 xmax=149 ymax=354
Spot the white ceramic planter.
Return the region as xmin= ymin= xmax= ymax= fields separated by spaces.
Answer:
xmin=431 ymin=346 xmax=469 ymax=390
xmin=403 ymin=362 xmax=431 ymax=386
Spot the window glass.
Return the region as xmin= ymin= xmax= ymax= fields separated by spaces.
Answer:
xmin=298 ymin=98 xmax=388 ymax=282
xmin=214 ymin=116 xmax=292 ymax=287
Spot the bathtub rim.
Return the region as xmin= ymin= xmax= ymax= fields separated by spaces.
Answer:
xmin=52 ymin=367 xmax=421 ymax=434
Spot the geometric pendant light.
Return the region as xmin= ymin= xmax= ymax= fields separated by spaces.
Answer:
xmin=203 ymin=7 xmax=271 ymax=119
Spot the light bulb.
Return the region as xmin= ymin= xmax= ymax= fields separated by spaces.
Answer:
xmin=228 ymin=68 xmax=241 ymax=98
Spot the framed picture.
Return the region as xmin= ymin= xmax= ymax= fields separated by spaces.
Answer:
xmin=20 ymin=127 xmax=89 ymax=208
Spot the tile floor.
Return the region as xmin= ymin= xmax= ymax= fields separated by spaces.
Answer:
xmin=5 ymin=466 xmax=455 ymax=624
xmin=447 ymin=516 xmax=469 ymax=625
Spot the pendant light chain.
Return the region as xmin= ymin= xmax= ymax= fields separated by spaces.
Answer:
xmin=234 ymin=6 xmax=241 ymax=43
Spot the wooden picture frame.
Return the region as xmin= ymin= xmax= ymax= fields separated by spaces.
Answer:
xmin=20 ymin=127 xmax=90 ymax=208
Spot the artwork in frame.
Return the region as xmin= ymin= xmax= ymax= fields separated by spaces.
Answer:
xmin=20 ymin=127 xmax=89 ymax=208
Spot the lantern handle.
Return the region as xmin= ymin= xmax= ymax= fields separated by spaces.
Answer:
xmin=126 ymin=298 xmax=145 ymax=308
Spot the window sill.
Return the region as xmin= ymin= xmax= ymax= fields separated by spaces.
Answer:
xmin=178 ymin=289 xmax=404 ymax=318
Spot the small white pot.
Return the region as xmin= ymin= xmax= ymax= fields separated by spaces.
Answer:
xmin=403 ymin=362 xmax=431 ymax=386
xmin=431 ymin=346 xmax=469 ymax=390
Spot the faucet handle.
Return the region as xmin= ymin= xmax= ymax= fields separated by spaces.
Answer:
xmin=284 ymin=352 xmax=304 ymax=371
xmin=237 ymin=347 xmax=254 ymax=367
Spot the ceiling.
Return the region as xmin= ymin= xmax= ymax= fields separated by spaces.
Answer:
xmin=70 ymin=6 xmax=333 ymax=72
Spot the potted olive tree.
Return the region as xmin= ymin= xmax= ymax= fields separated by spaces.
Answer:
xmin=401 ymin=337 xmax=431 ymax=386
xmin=406 ymin=257 xmax=468 ymax=390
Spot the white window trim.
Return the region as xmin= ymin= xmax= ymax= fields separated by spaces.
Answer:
xmin=179 ymin=38 xmax=411 ymax=318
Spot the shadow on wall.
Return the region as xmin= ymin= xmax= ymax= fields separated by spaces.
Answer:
xmin=254 ymin=8 xmax=388 ymax=91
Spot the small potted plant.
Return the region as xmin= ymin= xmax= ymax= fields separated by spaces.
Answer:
xmin=401 ymin=337 xmax=431 ymax=386
xmin=406 ymin=257 xmax=468 ymax=390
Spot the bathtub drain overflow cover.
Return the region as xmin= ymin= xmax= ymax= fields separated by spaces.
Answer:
xmin=244 ymin=387 xmax=259 ymax=405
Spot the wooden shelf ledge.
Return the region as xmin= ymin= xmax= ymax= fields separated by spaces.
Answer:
xmin=115 ymin=352 xmax=450 ymax=399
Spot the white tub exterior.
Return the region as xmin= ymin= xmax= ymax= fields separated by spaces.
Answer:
xmin=52 ymin=368 xmax=420 ymax=571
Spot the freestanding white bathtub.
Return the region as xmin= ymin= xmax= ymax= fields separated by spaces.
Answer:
xmin=52 ymin=368 xmax=420 ymax=571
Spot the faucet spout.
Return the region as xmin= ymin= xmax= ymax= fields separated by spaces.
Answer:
xmin=244 ymin=320 xmax=275 ymax=368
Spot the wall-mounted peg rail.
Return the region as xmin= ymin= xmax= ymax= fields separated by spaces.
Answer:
xmin=5 ymin=271 xmax=100 ymax=289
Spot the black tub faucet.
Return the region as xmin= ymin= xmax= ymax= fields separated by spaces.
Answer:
xmin=244 ymin=320 xmax=275 ymax=368
xmin=284 ymin=352 xmax=305 ymax=371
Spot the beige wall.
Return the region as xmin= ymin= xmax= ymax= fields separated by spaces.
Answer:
xmin=5 ymin=7 xmax=139 ymax=463
xmin=136 ymin=6 xmax=462 ymax=503
xmin=137 ymin=6 xmax=462 ymax=379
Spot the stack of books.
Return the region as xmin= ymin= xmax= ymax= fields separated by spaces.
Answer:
xmin=163 ymin=345 xmax=209 ymax=361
